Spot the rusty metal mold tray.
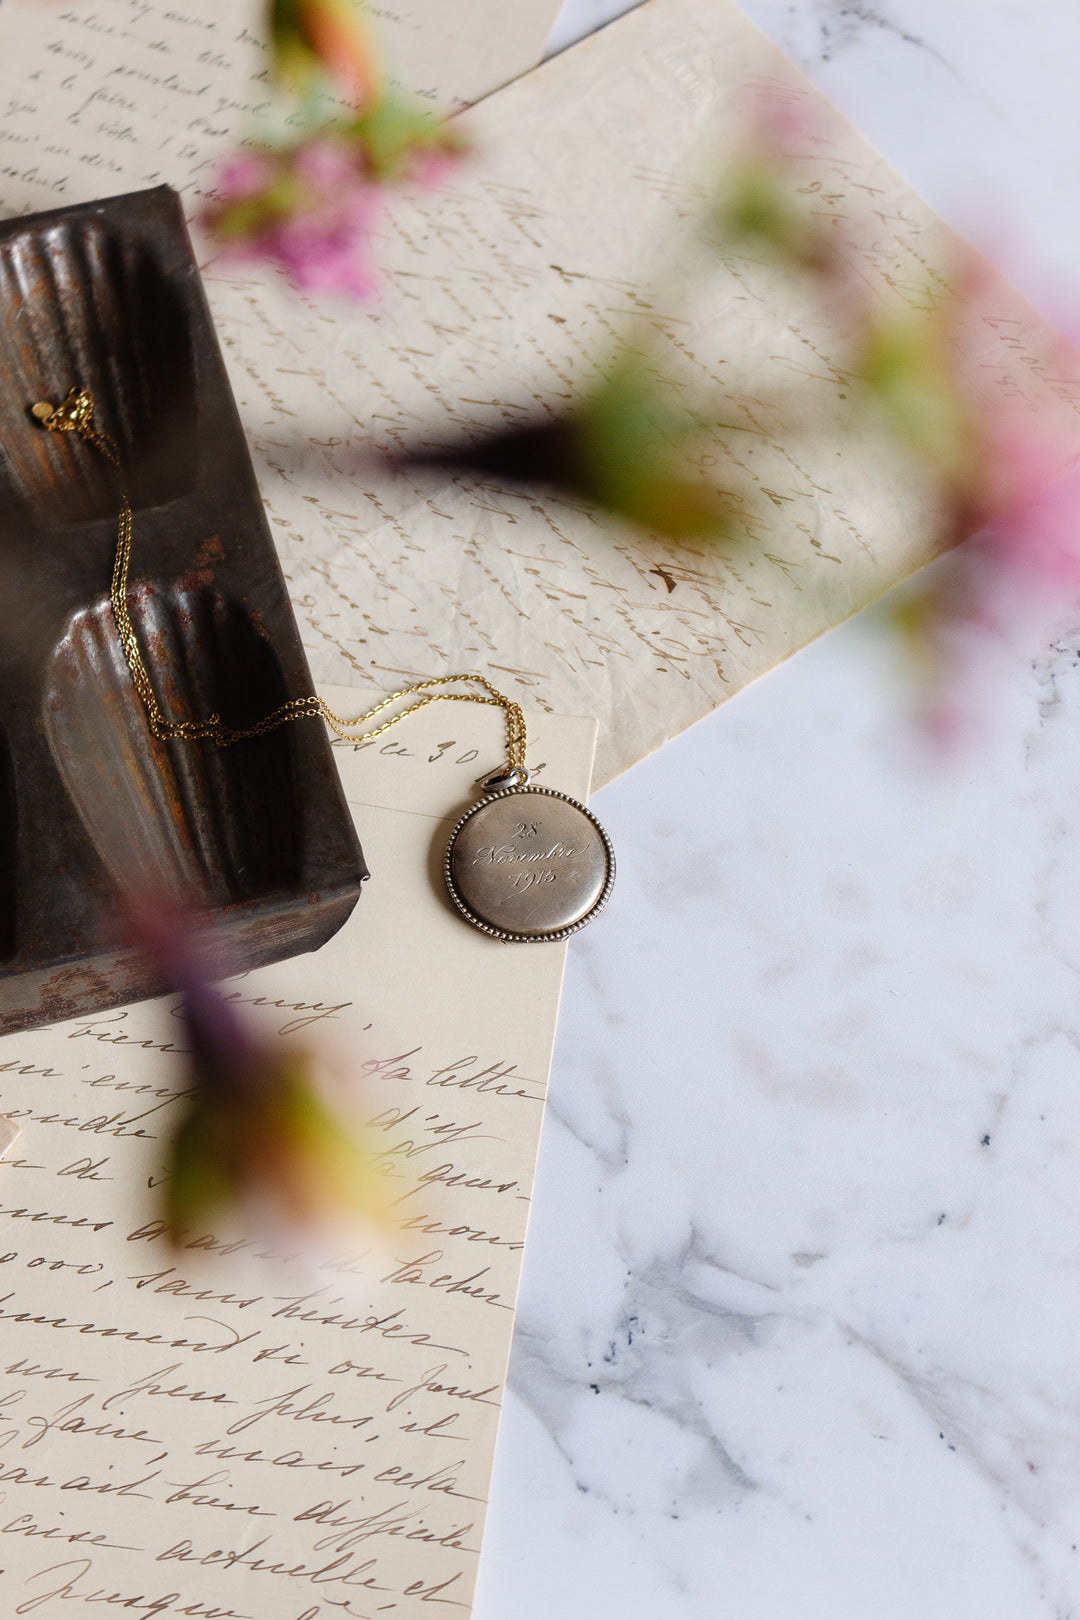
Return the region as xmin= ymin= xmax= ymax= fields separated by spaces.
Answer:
xmin=0 ymin=185 xmax=368 ymax=1034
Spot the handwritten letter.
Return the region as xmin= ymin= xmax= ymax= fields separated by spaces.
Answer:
xmin=0 ymin=0 xmax=1077 ymax=788
xmin=0 ymin=688 xmax=595 ymax=1618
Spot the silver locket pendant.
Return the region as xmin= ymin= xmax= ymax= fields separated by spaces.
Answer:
xmin=444 ymin=769 xmax=615 ymax=943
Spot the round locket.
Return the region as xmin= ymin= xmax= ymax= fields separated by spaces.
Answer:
xmin=444 ymin=781 xmax=615 ymax=942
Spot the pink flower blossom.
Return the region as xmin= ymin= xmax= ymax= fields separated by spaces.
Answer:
xmin=214 ymin=151 xmax=275 ymax=200
xmin=408 ymin=148 xmax=457 ymax=190
xmin=890 ymin=412 xmax=1080 ymax=748
xmin=263 ymin=177 xmax=383 ymax=299
xmin=201 ymin=0 xmax=464 ymax=302
xmin=203 ymin=138 xmax=384 ymax=299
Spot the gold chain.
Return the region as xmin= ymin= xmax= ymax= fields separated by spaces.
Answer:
xmin=32 ymin=387 xmax=528 ymax=773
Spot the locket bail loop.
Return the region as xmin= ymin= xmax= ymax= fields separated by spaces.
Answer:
xmin=478 ymin=766 xmax=531 ymax=793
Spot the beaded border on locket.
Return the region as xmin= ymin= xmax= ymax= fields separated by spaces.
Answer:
xmin=443 ymin=783 xmax=616 ymax=943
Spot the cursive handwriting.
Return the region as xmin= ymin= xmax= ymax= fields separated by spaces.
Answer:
xmin=16 ymin=1556 xmax=252 ymax=1617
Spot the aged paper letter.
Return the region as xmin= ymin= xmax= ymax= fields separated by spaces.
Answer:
xmin=0 ymin=0 xmax=1078 ymax=784
xmin=0 ymin=688 xmax=595 ymax=1619
xmin=371 ymin=0 xmax=565 ymax=111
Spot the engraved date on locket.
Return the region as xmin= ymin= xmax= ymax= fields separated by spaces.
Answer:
xmin=444 ymin=785 xmax=615 ymax=943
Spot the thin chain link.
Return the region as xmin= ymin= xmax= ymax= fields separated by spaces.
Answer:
xmin=33 ymin=387 xmax=527 ymax=771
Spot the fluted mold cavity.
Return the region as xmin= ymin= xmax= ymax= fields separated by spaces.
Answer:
xmin=0 ymin=216 xmax=196 ymax=524
xmin=44 ymin=586 xmax=303 ymax=908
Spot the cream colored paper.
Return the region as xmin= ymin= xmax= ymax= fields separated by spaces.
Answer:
xmin=0 ymin=686 xmax=595 ymax=1619
xmin=1 ymin=0 xmax=1079 ymax=785
xmin=375 ymin=0 xmax=565 ymax=111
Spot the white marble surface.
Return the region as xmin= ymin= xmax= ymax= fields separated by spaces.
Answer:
xmin=473 ymin=4 xmax=1080 ymax=1616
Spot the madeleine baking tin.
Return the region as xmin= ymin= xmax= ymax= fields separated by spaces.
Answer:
xmin=0 ymin=185 xmax=368 ymax=1033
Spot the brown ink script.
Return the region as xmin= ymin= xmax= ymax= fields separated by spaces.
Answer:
xmin=0 ymin=691 xmax=595 ymax=1617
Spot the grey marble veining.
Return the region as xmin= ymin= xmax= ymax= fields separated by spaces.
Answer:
xmin=763 ymin=0 xmax=956 ymax=71
xmin=474 ymin=3 xmax=1080 ymax=1616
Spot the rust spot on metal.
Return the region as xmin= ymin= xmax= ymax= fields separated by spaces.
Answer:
xmin=0 ymin=186 xmax=368 ymax=1036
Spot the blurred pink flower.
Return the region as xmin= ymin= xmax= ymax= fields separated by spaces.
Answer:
xmin=714 ymin=87 xmax=843 ymax=283
xmin=851 ymin=238 xmax=1080 ymax=733
xmin=204 ymin=137 xmax=383 ymax=298
xmin=409 ymin=148 xmax=457 ymax=191
xmin=216 ymin=152 xmax=274 ymax=198
xmin=964 ymin=440 xmax=1080 ymax=651
xmin=201 ymin=82 xmax=464 ymax=299
xmin=743 ymin=83 xmax=811 ymax=155
xmin=131 ymin=898 xmax=388 ymax=1244
xmin=889 ymin=413 xmax=1080 ymax=747
xmin=978 ymin=420 xmax=1080 ymax=586
xmin=201 ymin=0 xmax=465 ymax=299
xmin=269 ymin=150 xmax=383 ymax=298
